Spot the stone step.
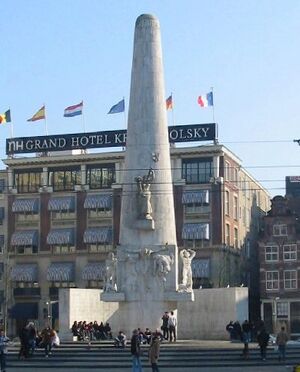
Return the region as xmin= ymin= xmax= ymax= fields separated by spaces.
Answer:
xmin=6 ymin=343 xmax=300 ymax=369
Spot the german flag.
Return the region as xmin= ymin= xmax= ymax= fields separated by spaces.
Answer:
xmin=27 ymin=105 xmax=45 ymax=122
xmin=0 ymin=109 xmax=11 ymax=124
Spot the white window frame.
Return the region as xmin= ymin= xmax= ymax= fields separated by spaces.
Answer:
xmin=265 ymin=245 xmax=279 ymax=262
xmin=277 ymin=302 xmax=289 ymax=319
xmin=224 ymin=161 xmax=230 ymax=181
xmin=273 ymin=224 xmax=288 ymax=236
xmin=266 ymin=271 xmax=279 ymax=291
xmin=234 ymin=228 xmax=238 ymax=248
xmin=283 ymin=244 xmax=297 ymax=261
xmin=225 ymin=223 xmax=230 ymax=246
xmin=284 ymin=270 xmax=297 ymax=290
xmin=233 ymin=196 xmax=238 ymax=220
xmin=225 ymin=190 xmax=230 ymax=216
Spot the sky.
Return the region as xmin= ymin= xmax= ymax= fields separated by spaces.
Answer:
xmin=1 ymin=0 xmax=300 ymax=197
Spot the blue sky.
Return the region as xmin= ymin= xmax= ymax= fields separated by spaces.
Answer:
xmin=1 ymin=0 xmax=300 ymax=196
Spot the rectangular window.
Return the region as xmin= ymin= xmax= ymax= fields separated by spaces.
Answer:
xmin=277 ymin=302 xmax=289 ymax=319
xmin=182 ymin=158 xmax=213 ymax=184
xmin=273 ymin=224 xmax=288 ymax=236
xmin=225 ymin=223 xmax=230 ymax=246
xmin=14 ymin=169 xmax=42 ymax=193
xmin=0 ymin=235 xmax=4 ymax=254
xmin=233 ymin=168 xmax=238 ymax=186
xmin=266 ymin=271 xmax=279 ymax=290
xmin=234 ymin=228 xmax=238 ymax=248
xmin=224 ymin=161 xmax=230 ymax=181
xmin=233 ymin=196 xmax=238 ymax=220
xmin=283 ymin=244 xmax=297 ymax=261
xmin=284 ymin=270 xmax=297 ymax=289
xmin=225 ymin=190 xmax=230 ymax=215
xmin=265 ymin=246 xmax=279 ymax=262
xmin=49 ymin=167 xmax=81 ymax=191
xmin=86 ymin=164 xmax=116 ymax=189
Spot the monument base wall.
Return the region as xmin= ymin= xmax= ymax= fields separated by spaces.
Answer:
xmin=178 ymin=287 xmax=248 ymax=340
xmin=58 ymin=287 xmax=248 ymax=341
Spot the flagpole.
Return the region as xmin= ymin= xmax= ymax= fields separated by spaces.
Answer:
xmin=44 ymin=104 xmax=48 ymax=135
xmin=9 ymin=107 xmax=14 ymax=138
xmin=123 ymin=96 xmax=126 ymax=128
xmin=81 ymin=101 xmax=86 ymax=133
xmin=211 ymin=86 xmax=215 ymax=122
xmin=171 ymin=92 xmax=175 ymax=126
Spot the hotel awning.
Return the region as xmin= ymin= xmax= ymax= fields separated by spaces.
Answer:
xmin=192 ymin=259 xmax=210 ymax=278
xmin=182 ymin=190 xmax=209 ymax=204
xmin=82 ymin=262 xmax=106 ymax=280
xmin=182 ymin=223 xmax=210 ymax=240
xmin=11 ymin=302 xmax=38 ymax=319
xmin=11 ymin=230 xmax=38 ymax=246
xmin=83 ymin=227 xmax=112 ymax=244
xmin=48 ymin=196 xmax=75 ymax=212
xmin=12 ymin=198 xmax=39 ymax=213
xmin=47 ymin=228 xmax=74 ymax=245
xmin=11 ymin=264 xmax=38 ymax=282
xmin=84 ymin=194 xmax=112 ymax=209
xmin=47 ymin=262 xmax=74 ymax=282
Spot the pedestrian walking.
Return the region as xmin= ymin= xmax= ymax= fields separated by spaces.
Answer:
xmin=131 ymin=329 xmax=143 ymax=372
xmin=276 ymin=326 xmax=289 ymax=361
xmin=149 ymin=331 xmax=161 ymax=372
xmin=168 ymin=311 xmax=177 ymax=342
xmin=257 ymin=328 xmax=270 ymax=361
xmin=241 ymin=320 xmax=251 ymax=359
xmin=0 ymin=329 xmax=10 ymax=372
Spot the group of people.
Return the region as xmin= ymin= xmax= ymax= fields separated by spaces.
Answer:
xmin=226 ymin=319 xmax=290 ymax=361
xmin=161 ymin=311 xmax=177 ymax=342
xmin=19 ymin=322 xmax=59 ymax=359
xmin=71 ymin=320 xmax=112 ymax=342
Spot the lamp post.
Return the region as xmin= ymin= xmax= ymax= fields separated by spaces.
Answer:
xmin=46 ymin=301 xmax=51 ymax=327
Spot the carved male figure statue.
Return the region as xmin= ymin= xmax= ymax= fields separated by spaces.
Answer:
xmin=180 ymin=249 xmax=196 ymax=291
xmin=105 ymin=252 xmax=117 ymax=292
xmin=135 ymin=168 xmax=155 ymax=220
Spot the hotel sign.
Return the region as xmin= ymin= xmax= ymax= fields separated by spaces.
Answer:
xmin=6 ymin=123 xmax=216 ymax=155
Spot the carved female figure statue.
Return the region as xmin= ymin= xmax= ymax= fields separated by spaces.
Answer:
xmin=180 ymin=249 xmax=196 ymax=290
xmin=135 ymin=168 xmax=155 ymax=220
xmin=105 ymin=252 xmax=117 ymax=292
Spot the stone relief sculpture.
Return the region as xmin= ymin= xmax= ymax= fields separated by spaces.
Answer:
xmin=105 ymin=252 xmax=117 ymax=292
xmin=179 ymin=249 xmax=196 ymax=292
xmin=135 ymin=168 xmax=155 ymax=220
xmin=152 ymin=253 xmax=174 ymax=282
xmin=119 ymin=245 xmax=174 ymax=297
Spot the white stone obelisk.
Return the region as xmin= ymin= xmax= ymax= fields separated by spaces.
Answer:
xmin=101 ymin=14 xmax=192 ymax=335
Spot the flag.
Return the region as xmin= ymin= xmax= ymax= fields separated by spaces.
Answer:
xmin=64 ymin=101 xmax=83 ymax=117
xmin=0 ymin=109 xmax=11 ymax=124
xmin=107 ymin=99 xmax=125 ymax=114
xmin=27 ymin=106 xmax=45 ymax=122
xmin=197 ymin=92 xmax=214 ymax=107
xmin=166 ymin=95 xmax=173 ymax=110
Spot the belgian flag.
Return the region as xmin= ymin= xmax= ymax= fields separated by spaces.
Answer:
xmin=0 ymin=109 xmax=11 ymax=124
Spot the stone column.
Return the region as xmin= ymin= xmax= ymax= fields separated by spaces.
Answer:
xmin=101 ymin=14 xmax=193 ymax=336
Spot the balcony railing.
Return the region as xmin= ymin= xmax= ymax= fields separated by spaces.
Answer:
xmin=13 ymin=287 xmax=41 ymax=297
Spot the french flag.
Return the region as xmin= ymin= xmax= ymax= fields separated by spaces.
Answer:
xmin=198 ymin=92 xmax=214 ymax=107
xmin=64 ymin=101 xmax=83 ymax=117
